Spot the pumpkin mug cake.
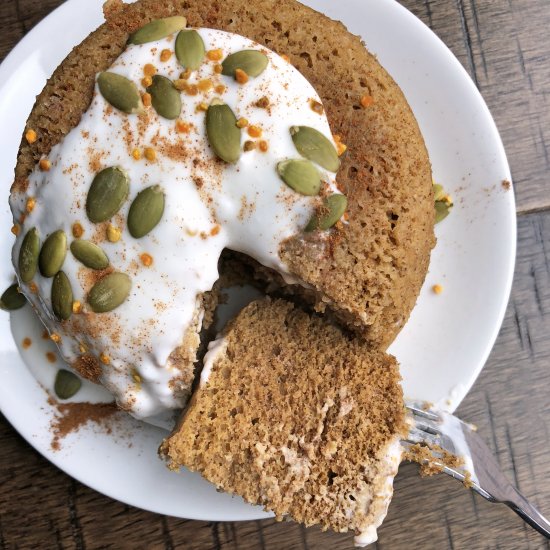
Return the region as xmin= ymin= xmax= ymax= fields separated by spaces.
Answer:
xmin=8 ymin=0 xmax=434 ymax=544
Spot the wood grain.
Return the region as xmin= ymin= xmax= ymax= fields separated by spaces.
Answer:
xmin=1 ymin=1 xmax=550 ymax=549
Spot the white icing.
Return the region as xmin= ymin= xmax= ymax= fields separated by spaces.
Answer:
xmin=200 ymin=335 xmax=227 ymax=387
xmin=354 ymin=439 xmax=402 ymax=547
xmin=10 ymin=28 xmax=340 ymax=419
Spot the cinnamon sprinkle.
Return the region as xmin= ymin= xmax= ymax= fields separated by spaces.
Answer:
xmin=49 ymin=397 xmax=119 ymax=451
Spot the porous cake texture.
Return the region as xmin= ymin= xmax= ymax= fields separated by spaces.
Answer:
xmin=161 ymin=299 xmax=407 ymax=537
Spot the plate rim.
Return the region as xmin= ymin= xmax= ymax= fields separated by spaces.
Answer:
xmin=0 ymin=0 xmax=516 ymax=521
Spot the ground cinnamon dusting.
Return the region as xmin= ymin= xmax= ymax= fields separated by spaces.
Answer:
xmin=48 ymin=397 xmax=119 ymax=451
xmin=72 ymin=354 xmax=102 ymax=382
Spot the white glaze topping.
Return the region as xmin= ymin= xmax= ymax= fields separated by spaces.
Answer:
xmin=354 ymin=440 xmax=402 ymax=547
xmin=10 ymin=28 xmax=340 ymax=418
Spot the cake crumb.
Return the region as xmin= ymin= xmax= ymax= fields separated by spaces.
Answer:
xmin=432 ymin=284 xmax=443 ymax=295
xmin=404 ymin=443 xmax=464 ymax=477
xmin=501 ymin=179 xmax=511 ymax=191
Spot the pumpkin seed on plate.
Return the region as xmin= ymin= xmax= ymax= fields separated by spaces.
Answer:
xmin=70 ymin=240 xmax=109 ymax=270
xmin=290 ymin=125 xmax=340 ymax=172
xmin=277 ymin=159 xmax=321 ymax=196
xmin=206 ymin=100 xmax=241 ymax=163
xmin=127 ymin=16 xmax=187 ymax=45
xmin=432 ymin=183 xmax=453 ymax=224
xmin=127 ymin=185 xmax=165 ymax=238
xmin=433 ymin=183 xmax=446 ymax=202
xmin=51 ymin=271 xmax=73 ymax=321
xmin=86 ymin=166 xmax=129 ymax=223
xmin=221 ymin=50 xmax=269 ymax=78
xmin=147 ymin=75 xmax=182 ymax=119
xmin=435 ymin=200 xmax=452 ymax=224
xmin=39 ymin=230 xmax=67 ymax=278
xmin=18 ymin=227 xmax=40 ymax=282
xmin=305 ymin=194 xmax=348 ymax=231
xmin=175 ymin=29 xmax=205 ymax=70
xmin=54 ymin=369 xmax=82 ymax=400
xmin=0 ymin=284 xmax=26 ymax=311
xmin=87 ymin=272 xmax=132 ymax=313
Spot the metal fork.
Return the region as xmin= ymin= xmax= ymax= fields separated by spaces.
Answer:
xmin=403 ymin=402 xmax=550 ymax=538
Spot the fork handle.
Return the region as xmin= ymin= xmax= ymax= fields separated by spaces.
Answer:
xmin=506 ymin=487 xmax=550 ymax=538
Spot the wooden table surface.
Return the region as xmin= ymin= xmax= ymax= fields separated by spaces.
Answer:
xmin=1 ymin=1 xmax=549 ymax=548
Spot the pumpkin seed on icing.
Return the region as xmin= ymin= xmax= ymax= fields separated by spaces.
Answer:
xmin=86 ymin=166 xmax=129 ymax=223
xmin=147 ymin=75 xmax=182 ymax=120
xmin=277 ymin=159 xmax=321 ymax=196
xmin=290 ymin=125 xmax=340 ymax=172
xmin=70 ymin=240 xmax=109 ymax=270
xmin=127 ymin=186 xmax=165 ymax=238
xmin=51 ymin=271 xmax=73 ymax=321
xmin=127 ymin=16 xmax=187 ymax=45
xmin=97 ymin=72 xmax=143 ymax=114
xmin=39 ymin=230 xmax=67 ymax=278
xmin=175 ymin=29 xmax=205 ymax=70
xmin=87 ymin=272 xmax=132 ymax=313
xmin=18 ymin=227 xmax=40 ymax=282
xmin=206 ymin=100 xmax=241 ymax=163
xmin=221 ymin=50 xmax=269 ymax=78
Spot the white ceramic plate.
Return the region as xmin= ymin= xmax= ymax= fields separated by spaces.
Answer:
xmin=0 ymin=0 xmax=515 ymax=521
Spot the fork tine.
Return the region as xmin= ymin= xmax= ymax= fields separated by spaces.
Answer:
xmin=405 ymin=403 xmax=440 ymax=421
xmin=412 ymin=418 xmax=443 ymax=436
xmin=406 ymin=426 xmax=442 ymax=448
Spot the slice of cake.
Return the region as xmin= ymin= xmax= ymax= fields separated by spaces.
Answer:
xmin=161 ymin=298 xmax=407 ymax=546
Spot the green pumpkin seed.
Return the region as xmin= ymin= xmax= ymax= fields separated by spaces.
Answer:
xmin=86 ymin=166 xmax=129 ymax=223
xmin=97 ymin=72 xmax=143 ymax=114
xmin=70 ymin=240 xmax=109 ymax=270
xmin=435 ymin=200 xmax=452 ymax=224
xmin=18 ymin=227 xmax=40 ymax=283
xmin=39 ymin=230 xmax=67 ymax=278
xmin=51 ymin=271 xmax=73 ymax=321
xmin=433 ymin=183 xmax=446 ymax=202
xmin=175 ymin=29 xmax=205 ymax=70
xmin=0 ymin=284 xmax=26 ymax=311
xmin=277 ymin=159 xmax=321 ymax=196
xmin=87 ymin=272 xmax=132 ymax=313
xmin=127 ymin=185 xmax=165 ymax=238
xmin=305 ymin=194 xmax=348 ymax=231
xmin=433 ymin=183 xmax=453 ymax=223
xmin=127 ymin=16 xmax=187 ymax=45
xmin=221 ymin=50 xmax=269 ymax=78
xmin=147 ymin=75 xmax=182 ymax=120
xmin=54 ymin=369 xmax=82 ymax=400
xmin=206 ymin=101 xmax=241 ymax=163
xmin=290 ymin=126 xmax=340 ymax=173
